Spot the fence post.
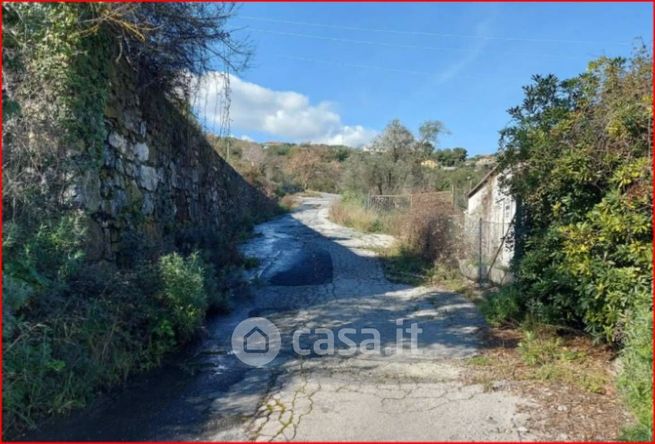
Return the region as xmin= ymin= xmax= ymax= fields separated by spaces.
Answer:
xmin=478 ymin=217 xmax=483 ymax=287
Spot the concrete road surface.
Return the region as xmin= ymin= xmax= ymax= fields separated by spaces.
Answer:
xmin=23 ymin=194 xmax=537 ymax=442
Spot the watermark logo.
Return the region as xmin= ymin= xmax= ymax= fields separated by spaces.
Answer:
xmin=232 ymin=317 xmax=423 ymax=367
xmin=231 ymin=317 xmax=281 ymax=367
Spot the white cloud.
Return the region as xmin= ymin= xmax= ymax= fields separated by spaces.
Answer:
xmin=194 ymin=73 xmax=376 ymax=147
xmin=313 ymin=125 xmax=377 ymax=146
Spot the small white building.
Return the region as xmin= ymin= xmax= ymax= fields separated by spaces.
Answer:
xmin=460 ymin=168 xmax=516 ymax=284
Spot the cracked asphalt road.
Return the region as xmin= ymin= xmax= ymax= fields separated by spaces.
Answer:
xmin=230 ymin=194 xmax=536 ymax=442
xmin=24 ymin=194 xmax=536 ymax=442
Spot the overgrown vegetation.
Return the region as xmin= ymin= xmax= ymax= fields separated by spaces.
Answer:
xmin=328 ymin=193 xmax=400 ymax=234
xmin=465 ymin=326 xmax=630 ymax=440
xmin=340 ymin=119 xmax=490 ymax=202
xmin=481 ymin=49 xmax=653 ymax=439
xmin=329 ymin=191 xmax=466 ymax=292
xmin=3 ymin=216 xmax=230 ymax=433
xmin=323 ymin=119 xmax=490 ymax=290
xmin=321 ymin=50 xmax=652 ymax=439
xmin=2 ymin=3 xmax=255 ymax=436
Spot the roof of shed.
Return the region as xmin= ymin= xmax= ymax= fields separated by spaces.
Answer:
xmin=467 ymin=167 xmax=498 ymax=199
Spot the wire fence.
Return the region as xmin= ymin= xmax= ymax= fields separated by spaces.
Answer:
xmin=365 ymin=191 xmax=454 ymax=213
xmin=458 ymin=216 xmax=514 ymax=285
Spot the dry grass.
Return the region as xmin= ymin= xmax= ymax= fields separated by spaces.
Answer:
xmin=464 ymin=327 xmax=636 ymax=441
xmin=331 ymin=194 xmax=472 ymax=292
xmin=299 ymin=190 xmax=322 ymax=197
xmin=401 ymin=200 xmax=462 ymax=265
xmin=278 ymin=194 xmax=301 ymax=211
xmin=329 ymin=199 xmax=402 ymax=233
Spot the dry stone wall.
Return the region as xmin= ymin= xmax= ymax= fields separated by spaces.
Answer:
xmin=75 ymin=64 xmax=274 ymax=262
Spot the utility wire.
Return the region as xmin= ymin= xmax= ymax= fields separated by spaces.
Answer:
xmin=272 ymin=54 xmax=489 ymax=79
xmin=250 ymin=28 xmax=592 ymax=61
xmin=240 ymin=15 xmax=631 ymax=46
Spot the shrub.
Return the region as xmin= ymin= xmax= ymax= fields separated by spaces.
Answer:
xmin=2 ymin=248 xmax=224 ymax=436
xmin=279 ymin=194 xmax=300 ymax=211
xmin=618 ymin=299 xmax=653 ymax=440
xmin=480 ymin=287 xmax=523 ymax=327
xmin=518 ymin=330 xmax=563 ymax=366
xmin=3 ymin=264 xmax=149 ymax=433
xmin=3 ymin=215 xmax=86 ymax=290
xmin=209 ymin=259 xmax=253 ymax=313
xmin=401 ymin=200 xmax=460 ymax=266
xmin=157 ymin=253 xmax=209 ymax=342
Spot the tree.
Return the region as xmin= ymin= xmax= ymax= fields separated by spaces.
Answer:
xmin=451 ymin=147 xmax=467 ymax=163
xmin=434 ymin=147 xmax=467 ymax=166
xmin=87 ymin=3 xmax=252 ymax=94
xmin=417 ymin=120 xmax=446 ymax=158
xmin=370 ymin=119 xmax=415 ymax=162
xmin=286 ymin=149 xmax=322 ymax=190
xmin=343 ymin=119 xmax=464 ymax=195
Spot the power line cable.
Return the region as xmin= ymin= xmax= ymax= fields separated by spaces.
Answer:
xmin=272 ymin=53 xmax=491 ymax=79
xmin=250 ymin=28 xmax=592 ymax=61
xmin=240 ymin=15 xmax=631 ymax=46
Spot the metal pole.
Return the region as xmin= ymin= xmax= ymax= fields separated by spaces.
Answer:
xmin=479 ymin=218 xmax=483 ymax=286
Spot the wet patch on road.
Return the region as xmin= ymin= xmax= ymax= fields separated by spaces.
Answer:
xmin=268 ymin=248 xmax=333 ymax=286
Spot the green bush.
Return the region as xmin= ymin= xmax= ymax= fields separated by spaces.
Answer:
xmin=2 ymin=239 xmax=227 ymax=435
xmin=3 ymin=265 xmax=149 ymax=433
xmin=3 ymin=215 xmax=86 ymax=290
xmin=480 ymin=287 xmax=522 ymax=327
xmin=157 ymin=252 xmax=208 ymax=342
xmin=495 ymin=51 xmax=652 ymax=437
xmin=618 ymin=299 xmax=653 ymax=440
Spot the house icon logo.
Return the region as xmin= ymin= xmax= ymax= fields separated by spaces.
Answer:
xmin=244 ymin=326 xmax=269 ymax=353
xmin=232 ymin=317 xmax=281 ymax=367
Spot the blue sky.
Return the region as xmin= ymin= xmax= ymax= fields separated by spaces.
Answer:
xmin=197 ymin=2 xmax=652 ymax=155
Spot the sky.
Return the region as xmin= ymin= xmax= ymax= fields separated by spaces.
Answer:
xmin=195 ymin=2 xmax=652 ymax=156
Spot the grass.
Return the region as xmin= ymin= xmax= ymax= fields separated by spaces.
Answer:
xmin=299 ymin=190 xmax=322 ymax=197
xmin=470 ymin=326 xmax=612 ymax=395
xmin=329 ymin=193 xmax=475 ymax=297
xmin=375 ymin=243 xmax=478 ymax=299
xmin=278 ymin=190 xmax=323 ymax=212
xmin=463 ymin=326 xmax=634 ymax=440
xmin=467 ymin=355 xmax=492 ymax=367
xmin=517 ymin=327 xmax=609 ymax=394
xmin=375 ymin=244 xmax=433 ymax=285
xmin=328 ymin=198 xmax=401 ymax=234
xmin=279 ymin=194 xmax=300 ymax=212
xmin=477 ymin=288 xmax=651 ymax=439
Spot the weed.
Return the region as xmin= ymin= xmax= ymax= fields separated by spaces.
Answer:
xmin=517 ymin=328 xmax=609 ymax=394
xmin=468 ymin=355 xmax=491 ymax=366
xmin=279 ymin=194 xmax=300 ymax=212
xmin=480 ymin=287 xmax=522 ymax=327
